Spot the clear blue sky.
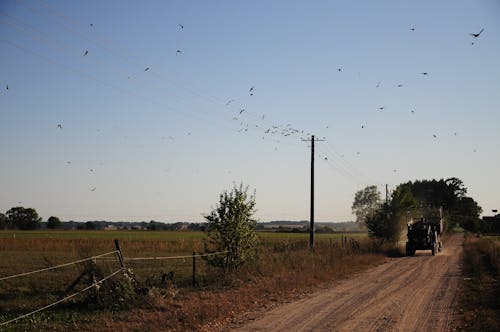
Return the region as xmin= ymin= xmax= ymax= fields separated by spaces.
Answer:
xmin=1 ymin=0 xmax=499 ymax=222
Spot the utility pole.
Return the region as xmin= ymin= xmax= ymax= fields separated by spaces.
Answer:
xmin=302 ymin=135 xmax=324 ymax=250
xmin=385 ymin=184 xmax=389 ymax=203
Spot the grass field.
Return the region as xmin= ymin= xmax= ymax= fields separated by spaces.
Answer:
xmin=0 ymin=229 xmax=372 ymax=331
xmin=0 ymin=229 xmax=367 ymax=240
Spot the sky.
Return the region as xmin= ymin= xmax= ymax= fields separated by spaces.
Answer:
xmin=0 ymin=0 xmax=499 ymax=222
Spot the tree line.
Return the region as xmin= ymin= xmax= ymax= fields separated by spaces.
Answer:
xmin=0 ymin=207 xmax=55 ymax=230
xmin=352 ymin=177 xmax=483 ymax=242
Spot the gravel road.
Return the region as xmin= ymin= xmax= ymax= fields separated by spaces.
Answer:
xmin=235 ymin=234 xmax=462 ymax=332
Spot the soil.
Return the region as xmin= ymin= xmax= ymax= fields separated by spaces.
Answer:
xmin=233 ymin=234 xmax=462 ymax=332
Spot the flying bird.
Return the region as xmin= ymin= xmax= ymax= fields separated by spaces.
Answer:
xmin=433 ymin=134 xmax=437 ymax=138
xmin=57 ymin=124 xmax=63 ymax=129
xmin=376 ymin=81 xmax=381 ymax=88
xmin=90 ymin=187 xmax=96 ymax=192
xmin=5 ymin=84 xmax=9 ymax=90
xmin=421 ymin=72 xmax=429 ymax=76
xmin=397 ymin=84 xmax=403 ymax=87
xmin=176 ymin=50 xmax=183 ymax=55
xmin=239 ymin=109 xmax=245 ymax=114
xmin=178 ymin=24 xmax=184 ymax=30
xmin=83 ymin=50 xmax=89 ymax=56
xmin=361 ymin=125 xmax=364 ymax=129
xmin=470 ymin=28 xmax=484 ymax=38
xmin=226 ymin=99 xmax=235 ymax=106
xmin=338 ymin=68 xmax=342 ymax=72
xmin=249 ymin=87 xmax=255 ymax=96
xmin=411 ymin=110 xmax=415 ymax=114
xmin=90 ymin=23 xmax=94 ymax=27
xmin=378 ymin=107 xmax=385 ymax=111
xmin=144 ymin=67 xmax=150 ymax=72
xmin=410 ymin=27 xmax=415 ymax=32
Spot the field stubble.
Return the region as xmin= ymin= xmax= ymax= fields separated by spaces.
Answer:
xmin=0 ymin=231 xmax=380 ymax=331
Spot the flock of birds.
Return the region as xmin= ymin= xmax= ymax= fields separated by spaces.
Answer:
xmin=2 ymin=15 xmax=487 ymax=192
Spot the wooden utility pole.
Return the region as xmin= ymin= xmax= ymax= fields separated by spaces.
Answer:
xmin=386 ymin=184 xmax=389 ymax=203
xmin=302 ymin=135 xmax=324 ymax=250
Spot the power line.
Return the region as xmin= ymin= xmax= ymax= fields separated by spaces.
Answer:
xmin=13 ymin=0 xmax=311 ymax=147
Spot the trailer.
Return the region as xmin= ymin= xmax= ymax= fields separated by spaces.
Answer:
xmin=405 ymin=208 xmax=444 ymax=256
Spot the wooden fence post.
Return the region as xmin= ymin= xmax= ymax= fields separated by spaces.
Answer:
xmin=114 ymin=239 xmax=125 ymax=269
xmin=192 ymin=252 xmax=197 ymax=287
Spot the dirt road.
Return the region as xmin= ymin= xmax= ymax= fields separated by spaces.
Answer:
xmin=235 ymin=234 xmax=462 ymax=332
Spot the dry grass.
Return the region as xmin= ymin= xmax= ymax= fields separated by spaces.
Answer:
xmin=455 ymin=235 xmax=500 ymax=331
xmin=89 ymin=238 xmax=385 ymax=331
xmin=0 ymin=233 xmax=386 ymax=331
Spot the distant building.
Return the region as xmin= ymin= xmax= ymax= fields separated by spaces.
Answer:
xmin=482 ymin=214 xmax=500 ymax=234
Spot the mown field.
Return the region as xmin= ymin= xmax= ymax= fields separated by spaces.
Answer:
xmin=0 ymin=230 xmax=372 ymax=331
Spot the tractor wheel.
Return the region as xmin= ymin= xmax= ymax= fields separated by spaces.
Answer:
xmin=432 ymin=242 xmax=437 ymax=256
xmin=406 ymin=243 xmax=414 ymax=256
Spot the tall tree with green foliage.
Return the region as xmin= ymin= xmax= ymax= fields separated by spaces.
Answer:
xmin=365 ymin=186 xmax=417 ymax=243
xmin=0 ymin=213 xmax=7 ymax=229
xmin=6 ymin=207 xmax=41 ymax=230
xmin=204 ymin=184 xmax=259 ymax=270
xmin=352 ymin=185 xmax=382 ymax=223
xmin=47 ymin=216 xmax=61 ymax=229
xmin=453 ymin=197 xmax=482 ymax=232
xmin=397 ymin=177 xmax=480 ymax=231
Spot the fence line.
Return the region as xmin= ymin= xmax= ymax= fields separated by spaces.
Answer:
xmin=0 ymin=245 xmax=229 ymax=326
xmin=0 ymin=268 xmax=123 ymax=327
xmin=125 ymin=250 xmax=229 ymax=261
xmin=0 ymin=250 xmax=119 ymax=281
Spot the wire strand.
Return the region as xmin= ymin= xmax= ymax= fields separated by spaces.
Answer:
xmin=0 ymin=250 xmax=118 ymax=281
xmin=125 ymin=250 xmax=229 ymax=261
xmin=0 ymin=268 xmax=123 ymax=327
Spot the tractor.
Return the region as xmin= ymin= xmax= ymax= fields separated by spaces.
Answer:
xmin=405 ymin=208 xmax=444 ymax=256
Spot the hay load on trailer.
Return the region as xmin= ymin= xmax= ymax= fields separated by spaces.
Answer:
xmin=405 ymin=207 xmax=444 ymax=256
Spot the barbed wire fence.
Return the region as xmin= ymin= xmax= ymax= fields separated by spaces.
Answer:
xmin=0 ymin=240 xmax=228 ymax=327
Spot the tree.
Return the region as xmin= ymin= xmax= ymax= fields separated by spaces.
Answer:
xmin=47 ymin=216 xmax=61 ymax=229
xmin=365 ymin=186 xmax=417 ymax=243
xmin=398 ymin=177 xmax=481 ymax=231
xmin=204 ymin=184 xmax=259 ymax=270
xmin=0 ymin=213 xmax=7 ymax=229
xmin=453 ymin=196 xmax=482 ymax=232
xmin=84 ymin=221 xmax=96 ymax=230
xmin=6 ymin=207 xmax=41 ymax=230
xmin=352 ymin=185 xmax=382 ymax=223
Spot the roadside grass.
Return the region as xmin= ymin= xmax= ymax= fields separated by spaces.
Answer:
xmin=457 ymin=234 xmax=500 ymax=331
xmin=0 ymin=231 xmax=380 ymax=331
xmin=91 ymin=237 xmax=384 ymax=331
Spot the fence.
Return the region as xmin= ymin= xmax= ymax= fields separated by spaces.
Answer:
xmin=0 ymin=239 xmax=227 ymax=327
